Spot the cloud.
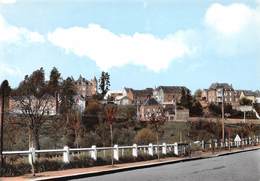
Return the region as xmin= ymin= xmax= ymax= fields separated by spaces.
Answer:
xmin=0 ymin=14 xmax=45 ymax=44
xmin=205 ymin=3 xmax=259 ymax=36
xmin=0 ymin=0 xmax=16 ymax=4
xmin=48 ymin=24 xmax=195 ymax=72
xmin=203 ymin=2 xmax=260 ymax=57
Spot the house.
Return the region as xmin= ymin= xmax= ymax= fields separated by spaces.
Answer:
xmin=206 ymin=83 xmax=235 ymax=105
xmin=138 ymin=95 xmax=189 ymax=121
xmin=104 ymin=90 xmax=133 ymax=105
xmin=123 ymin=87 xmax=153 ymax=105
xmin=117 ymin=96 xmax=132 ymax=105
xmin=239 ymin=90 xmax=257 ymax=104
xmin=255 ymin=91 xmax=260 ymax=104
xmin=139 ymin=96 xmax=162 ymax=121
xmin=153 ymin=86 xmax=189 ymax=105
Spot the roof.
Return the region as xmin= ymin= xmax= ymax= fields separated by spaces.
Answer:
xmin=143 ymin=97 xmax=159 ymax=106
xmin=115 ymin=95 xmax=129 ymax=101
xmin=209 ymin=83 xmax=233 ymax=90
xmin=125 ymin=87 xmax=153 ymax=97
xmin=241 ymin=90 xmax=256 ymax=97
xmin=255 ymin=91 xmax=260 ymax=97
xmin=157 ymin=86 xmax=188 ymax=94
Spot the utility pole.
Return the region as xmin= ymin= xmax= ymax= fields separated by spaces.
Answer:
xmin=0 ymin=80 xmax=10 ymax=176
xmin=0 ymin=87 xmax=5 ymax=176
xmin=221 ymin=87 xmax=225 ymax=141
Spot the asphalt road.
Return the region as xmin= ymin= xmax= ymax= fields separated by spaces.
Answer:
xmin=73 ymin=150 xmax=260 ymax=181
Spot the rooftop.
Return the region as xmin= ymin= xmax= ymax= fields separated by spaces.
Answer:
xmin=209 ymin=83 xmax=233 ymax=90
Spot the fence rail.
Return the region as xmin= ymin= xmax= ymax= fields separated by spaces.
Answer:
xmin=2 ymin=136 xmax=260 ymax=166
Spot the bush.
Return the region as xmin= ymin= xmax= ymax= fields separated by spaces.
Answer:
xmin=0 ymin=162 xmax=31 ymax=177
xmin=1 ymin=149 xmax=179 ymax=177
xmin=134 ymin=128 xmax=156 ymax=145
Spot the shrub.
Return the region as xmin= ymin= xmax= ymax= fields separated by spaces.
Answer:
xmin=1 ymin=150 xmax=178 ymax=177
xmin=134 ymin=128 xmax=156 ymax=145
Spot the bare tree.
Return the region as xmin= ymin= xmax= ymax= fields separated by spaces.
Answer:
xmin=104 ymin=103 xmax=117 ymax=166
xmin=12 ymin=68 xmax=55 ymax=150
xmin=146 ymin=108 xmax=167 ymax=160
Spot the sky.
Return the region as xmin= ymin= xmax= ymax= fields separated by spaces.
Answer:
xmin=0 ymin=0 xmax=259 ymax=93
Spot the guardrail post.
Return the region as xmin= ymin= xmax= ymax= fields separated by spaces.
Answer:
xmin=256 ymin=136 xmax=259 ymax=144
xmin=28 ymin=147 xmax=36 ymax=165
xmin=114 ymin=145 xmax=119 ymax=161
xmin=132 ymin=144 xmax=138 ymax=157
xmin=143 ymin=147 xmax=147 ymax=154
xmin=168 ymin=145 xmax=172 ymax=152
xmin=63 ymin=146 xmax=70 ymax=163
xmin=220 ymin=141 xmax=223 ymax=148
xmin=162 ymin=143 xmax=167 ymax=155
xmin=91 ymin=145 xmax=97 ymax=160
xmin=201 ymin=140 xmax=205 ymax=150
xmin=148 ymin=143 xmax=153 ymax=156
xmin=121 ymin=148 xmax=124 ymax=157
xmin=155 ymin=145 xmax=158 ymax=154
xmin=225 ymin=139 xmax=228 ymax=147
xmin=174 ymin=143 xmax=178 ymax=156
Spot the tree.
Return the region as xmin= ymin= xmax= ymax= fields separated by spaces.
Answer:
xmin=60 ymin=77 xmax=76 ymax=116
xmin=147 ymin=108 xmax=167 ymax=160
xmin=190 ymin=100 xmax=203 ymax=116
xmin=12 ymin=68 xmax=52 ymax=176
xmin=239 ymin=97 xmax=253 ymax=106
xmin=209 ymin=103 xmax=221 ymax=116
xmin=178 ymin=88 xmax=192 ymax=109
xmin=60 ymin=77 xmax=77 ymax=146
xmin=0 ymin=80 xmax=11 ymax=175
xmin=48 ymin=67 xmax=61 ymax=113
xmin=104 ymin=103 xmax=117 ymax=166
xmin=68 ymin=111 xmax=83 ymax=148
xmin=99 ymin=71 xmax=110 ymax=97
xmin=13 ymin=68 xmax=53 ymax=150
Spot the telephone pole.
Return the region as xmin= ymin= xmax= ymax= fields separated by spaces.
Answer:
xmin=221 ymin=87 xmax=225 ymax=141
xmin=0 ymin=87 xmax=5 ymax=176
xmin=0 ymin=80 xmax=11 ymax=176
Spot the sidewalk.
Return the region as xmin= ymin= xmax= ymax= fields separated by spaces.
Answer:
xmin=1 ymin=145 xmax=260 ymax=181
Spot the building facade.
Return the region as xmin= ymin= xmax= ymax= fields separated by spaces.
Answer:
xmin=205 ymin=83 xmax=235 ymax=105
xmin=153 ymin=86 xmax=189 ymax=105
xmin=124 ymin=87 xmax=153 ymax=105
xmin=75 ymin=76 xmax=97 ymax=98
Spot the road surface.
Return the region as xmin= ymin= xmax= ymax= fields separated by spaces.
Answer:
xmin=73 ymin=150 xmax=260 ymax=181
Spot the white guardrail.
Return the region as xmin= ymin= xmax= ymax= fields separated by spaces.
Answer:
xmin=2 ymin=136 xmax=260 ymax=165
xmin=2 ymin=143 xmax=187 ymax=165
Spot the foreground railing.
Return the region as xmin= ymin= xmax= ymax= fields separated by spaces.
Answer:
xmin=2 ymin=136 xmax=260 ymax=165
xmin=3 ymin=143 xmax=188 ymax=165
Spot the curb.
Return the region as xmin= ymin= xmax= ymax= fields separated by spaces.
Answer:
xmin=33 ymin=147 xmax=260 ymax=181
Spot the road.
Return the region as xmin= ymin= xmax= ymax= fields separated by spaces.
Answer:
xmin=73 ymin=150 xmax=260 ymax=181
